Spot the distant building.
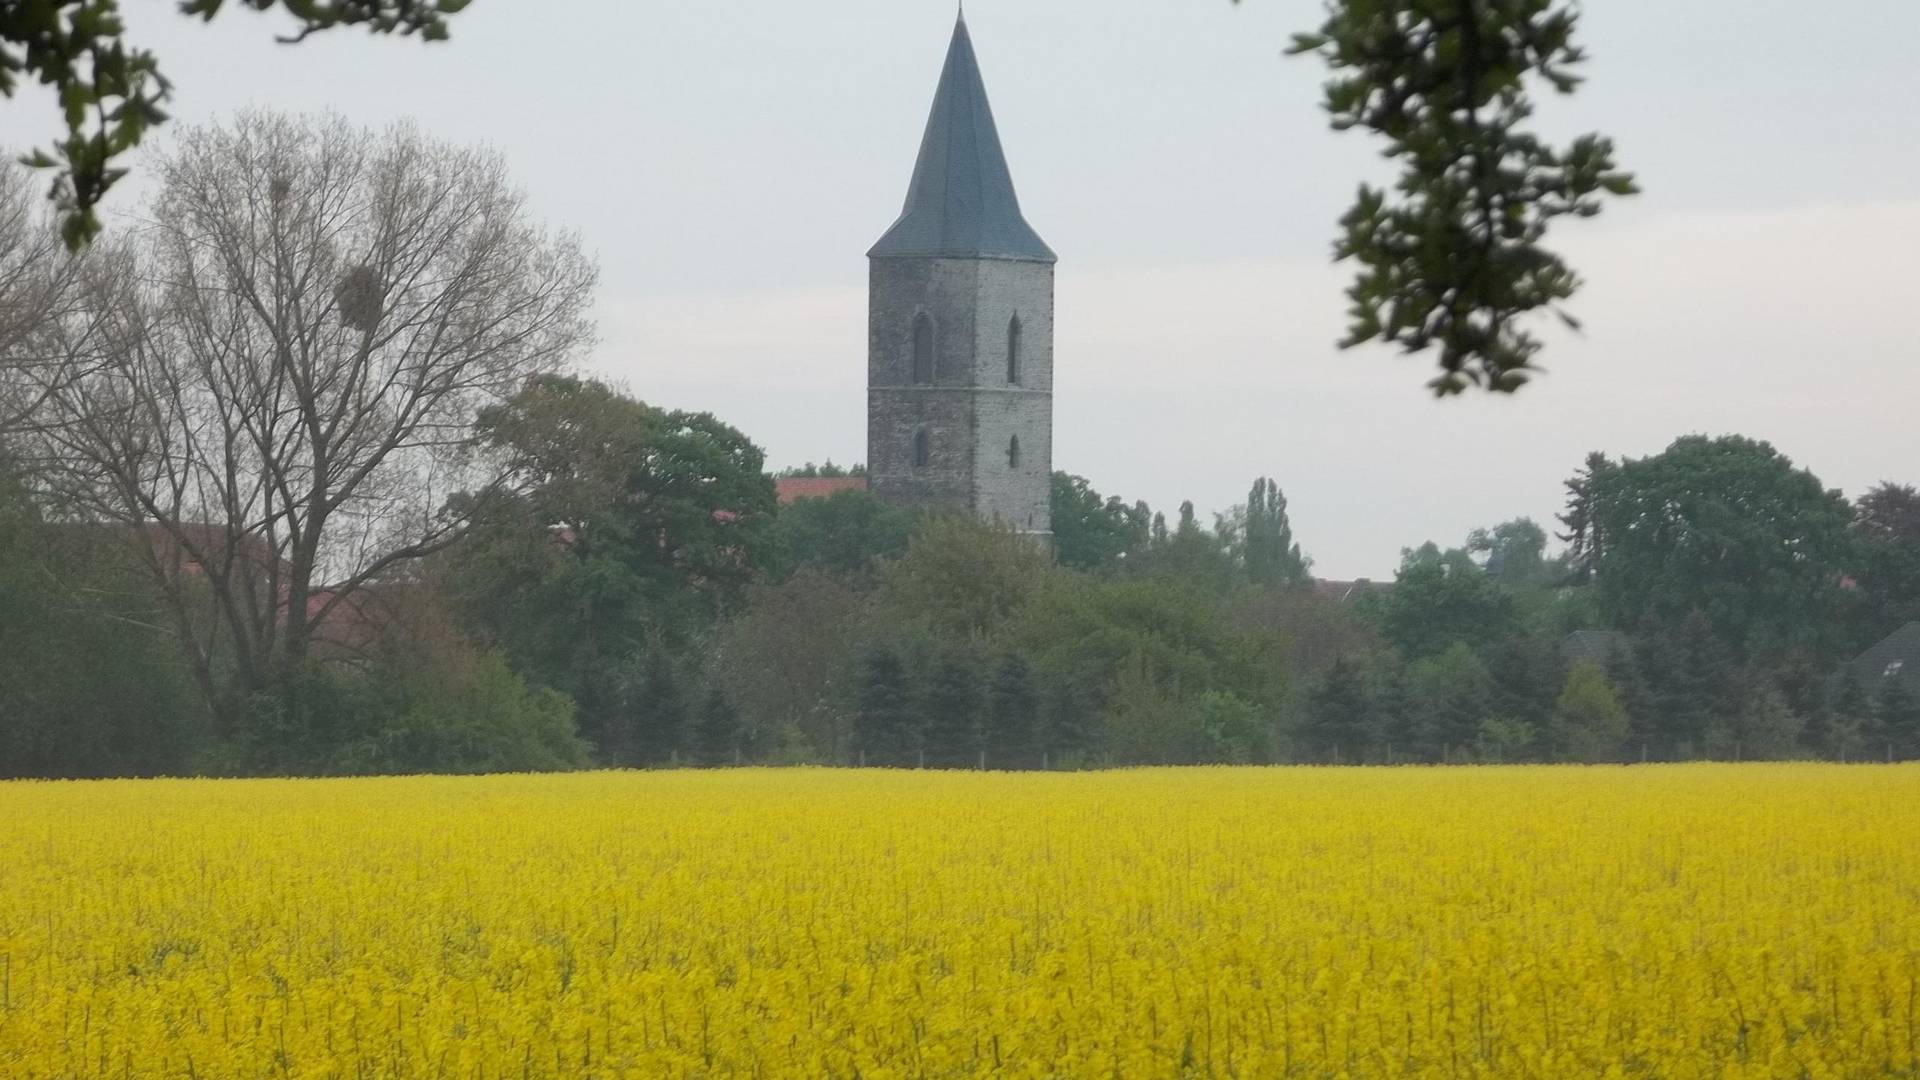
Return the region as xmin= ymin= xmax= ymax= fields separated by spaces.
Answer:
xmin=866 ymin=14 xmax=1054 ymax=541
xmin=1561 ymin=630 xmax=1631 ymax=667
xmin=1847 ymin=622 xmax=1920 ymax=692
xmin=774 ymin=476 xmax=868 ymax=505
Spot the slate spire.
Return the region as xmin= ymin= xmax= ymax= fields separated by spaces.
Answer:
xmin=868 ymin=14 xmax=1055 ymax=263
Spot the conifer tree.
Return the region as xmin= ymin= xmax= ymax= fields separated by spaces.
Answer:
xmin=922 ymin=654 xmax=984 ymax=769
xmin=1303 ymin=657 xmax=1374 ymax=763
xmin=1876 ymin=679 xmax=1920 ymax=760
xmin=1040 ymin=681 xmax=1094 ymax=768
xmin=1370 ymin=663 xmax=1415 ymax=764
xmin=1669 ymin=611 xmax=1735 ymax=757
xmin=855 ymin=646 xmax=915 ymax=767
xmin=1484 ymin=635 xmax=1564 ymax=734
xmin=1824 ymin=675 xmax=1872 ymax=760
xmin=694 ymin=686 xmax=740 ymax=766
xmin=1406 ymin=643 xmax=1494 ymax=761
xmin=986 ymin=652 xmax=1039 ymax=769
xmin=1557 ymin=452 xmax=1614 ymax=584
xmin=1727 ymin=683 xmax=1803 ymax=761
xmin=631 ymin=649 xmax=688 ymax=765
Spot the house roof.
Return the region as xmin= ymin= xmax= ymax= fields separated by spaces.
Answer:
xmin=1562 ymin=630 xmax=1631 ymax=666
xmin=867 ymin=14 xmax=1055 ymax=264
xmin=1851 ymin=621 xmax=1920 ymax=686
xmin=775 ymin=476 xmax=869 ymax=504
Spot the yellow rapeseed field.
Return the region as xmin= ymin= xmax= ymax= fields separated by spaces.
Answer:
xmin=2 ymin=766 xmax=1917 ymax=1078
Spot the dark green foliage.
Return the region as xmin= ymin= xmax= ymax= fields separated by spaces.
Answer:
xmin=1018 ymin=576 xmax=1281 ymax=738
xmin=0 ymin=491 xmax=204 ymax=778
xmin=229 ymin=651 xmax=586 ymax=777
xmin=1404 ymin=643 xmax=1494 ymax=761
xmin=1548 ymin=661 xmax=1627 ymax=763
xmin=1301 ymin=657 xmax=1375 ymax=764
xmin=1645 ymin=611 xmax=1736 ymax=759
xmin=1822 ymin=675 xmax=1873 ymax=761
xmin=5 ymin=0 xmax=464 ymax=248
xmin=855 ymin=646 xmax=916 ymax=767
xmin=921 ymin=654 xmax=984 ymax=768
xmin=694 ymin=686 xmax=740 ymax=766
xmin=629 ymin=648 xmax=688 ymax=765
xmin=1283 ymin=0 xmax=1637 ymax=393
xmin=879 ymin=514 xmax=1053 ymax=641
xmin=1134 ymin=501 xmax=1237 ymax=594
xmin=1581 ymin=437 xmax=1856 ymax=663
xmin=1876 ymin=679 xmax=1920 ymax=760
xmin=777 ymin=461 xmax=864 ymax=478
xmin=1724 ymin=683 xmax=1802 ymax=762
xmin=1369 ymin=664 xmax=1417 ymax=763
xmin=772 ymin=488 xmax=913 ymax=579
xmin=449 ymin=375 xmax=776 ymax=762
xmin=1467 ymin=518 xmax=1554 ymax=587
xmin=1229 ymin=477 xmax=1311 ymax=588
xmin=1557 ymin=452 xmax=1613 ymax=584
xmin=1194 ymin=691 xmax=1270 ymax=765
xmin=712 ymin=570 xmax=869 ymax=764
xmin=1376 ymin=558 xmax=1516 ymax=661
xmin=985 ymin=652 xmax=1039 ymax=769
xmin=1050 ymin=472 xmax=1150 ymax=572
xmin=1482 ymin=634 xmax=1563 ymax=734
xmin=1397 ymin=541 xmax=1480 ymax=577
xmin=1603 ymin=640 xmax=1654 ymax=757
xmin=1040 ymin=680 xmax=1095 ymax=766
xmin=1852 ymin=483 xmax=1920 ymax=639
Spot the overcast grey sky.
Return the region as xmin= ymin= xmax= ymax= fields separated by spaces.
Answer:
xmin=6 ymin=1 xmax=1916 ymax=578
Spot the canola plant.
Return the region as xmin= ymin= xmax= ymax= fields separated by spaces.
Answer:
xmin=1 ymin=765 xmax=1916 ymax=1078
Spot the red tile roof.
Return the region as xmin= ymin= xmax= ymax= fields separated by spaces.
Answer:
xmin=775 ymin=476 xmax=868 ymax=504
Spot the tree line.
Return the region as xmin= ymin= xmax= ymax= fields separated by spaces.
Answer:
xmin=3 ymin=113 xmax=1914 ymax=779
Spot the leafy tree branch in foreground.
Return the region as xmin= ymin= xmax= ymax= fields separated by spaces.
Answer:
xmin=1277 ymin=0 xmax=1638 ymax=393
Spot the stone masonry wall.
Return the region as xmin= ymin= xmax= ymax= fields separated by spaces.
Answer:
xmin=867 ymin=257 xmax=1053 ymax=537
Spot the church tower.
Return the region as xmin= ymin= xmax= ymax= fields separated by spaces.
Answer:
xmin=867 ymin=13 xmax=1055 ymax=540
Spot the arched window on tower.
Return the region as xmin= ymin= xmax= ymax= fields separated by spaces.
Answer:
xmin=912 ymin=314 xmax=935 ymax=384
xmin=913 ymin=429 xmax=931 ymax=469
xmin=1006 ymin=315 xmax=1022 ymax=385
xmin=1007 ymin=434 xmax=1021 ymax=469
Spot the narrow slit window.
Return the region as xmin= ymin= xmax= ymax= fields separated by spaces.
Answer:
xmin=1006 ymin=315 xmax=1022 ymax=385
xmin=913 ymin=429 xmax=931 ymax=468
xmin=1007 ymin=434 xmax=1021 ymax=469
xmin=912 ymin=314 xmax=935 ymax=384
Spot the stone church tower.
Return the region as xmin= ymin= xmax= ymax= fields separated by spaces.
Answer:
xmin=867 ymin=14 xmax=1055 ymax=540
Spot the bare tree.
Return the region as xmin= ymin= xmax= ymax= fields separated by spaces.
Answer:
xmin=13 ymin=112 xmax=597 ymax=728
xmin=0 ymin=160 xmax=91 ymax=432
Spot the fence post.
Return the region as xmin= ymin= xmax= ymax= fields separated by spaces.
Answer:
xmin=859 ymin=748 xmax=866 ymax=768
xmin=978 ymin=749 xmax=987 ymax=771
xmin=918 ymin=749 xmax=926 ymax=770
xmin=1042 ymin=751 xmax=1050 ymax=771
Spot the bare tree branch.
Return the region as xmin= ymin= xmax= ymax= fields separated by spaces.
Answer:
xmin=10 ymin=112 xmax=597 ymax=729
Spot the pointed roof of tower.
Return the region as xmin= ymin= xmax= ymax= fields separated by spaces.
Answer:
xmin=868 ymin=14 xmax=1056 ymax=264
